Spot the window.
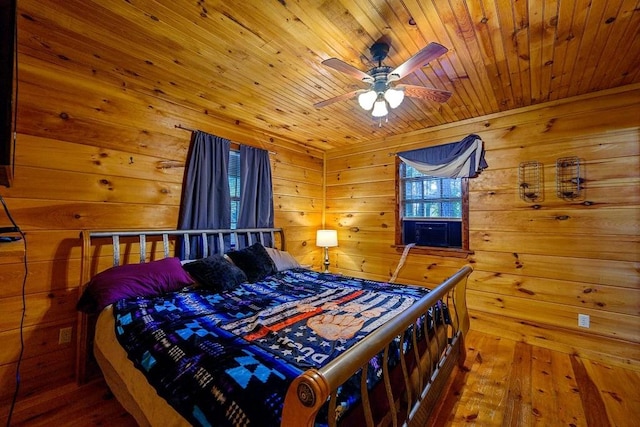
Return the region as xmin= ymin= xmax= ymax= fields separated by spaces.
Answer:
xmin=401 ymin=164 xmax=462 ymax=218
xmin=228 ymin=149 xmax=240 ymax=230
xmin=396 ymin=158 xmax=469 ymax=251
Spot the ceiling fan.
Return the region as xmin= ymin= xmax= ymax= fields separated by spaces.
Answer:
xmin=314 ymin=40 xmax=452 ymax=118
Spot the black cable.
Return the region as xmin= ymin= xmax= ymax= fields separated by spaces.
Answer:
xmin=1 ymin=194 xmax=27 ymax=427
xmin=6 ymin=3 xmax=24 ymax=423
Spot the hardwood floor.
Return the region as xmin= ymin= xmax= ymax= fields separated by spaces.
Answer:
xmin=2 ymin=330 xmax=639 ymax=426
xmin=1 ymin=380 xmax=136 ymax=427
xmin=432 ymin=331 xmax=640 ymax=427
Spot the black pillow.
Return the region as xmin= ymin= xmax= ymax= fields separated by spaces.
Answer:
xmin=183 ymin=254 xmax=247 ymax=292
xmin=226 ymin=243 xmax=277 ymax=282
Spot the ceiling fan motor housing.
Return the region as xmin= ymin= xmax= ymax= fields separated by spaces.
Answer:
xmin=369 ymin=66 xmax=392 ymax=93
xmin=370 ymin=42 xmax=390 ymax=63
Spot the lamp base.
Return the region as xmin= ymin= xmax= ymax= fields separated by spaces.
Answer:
xmin=323 ymin=246 xmax=330 ymax=273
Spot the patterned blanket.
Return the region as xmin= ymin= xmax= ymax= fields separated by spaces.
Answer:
xmin=113 ymin=269 xmax=443 ymax=426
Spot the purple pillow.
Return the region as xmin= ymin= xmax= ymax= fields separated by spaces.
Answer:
xmin=76 ymin=257 xmax=194 ymax=314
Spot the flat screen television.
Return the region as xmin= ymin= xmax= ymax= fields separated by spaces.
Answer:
xmin=0 ymin=0 xmax=17 ymax=187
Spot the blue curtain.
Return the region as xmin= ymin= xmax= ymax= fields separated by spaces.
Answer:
xmin=237 ymin=145 xmax=274 ymax=247
xmin=178 ymin=131 xmax=231 ymax=257
xmin=398 ymin=134 xmax=488 ymax=178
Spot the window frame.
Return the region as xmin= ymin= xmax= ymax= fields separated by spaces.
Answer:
xmin=394 ymin=156 xmax=472 ymax=257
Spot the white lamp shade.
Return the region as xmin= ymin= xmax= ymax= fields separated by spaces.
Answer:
xmin=316 ymin=229 xmax=338 ymax=247
xmin=371 ymin=99 xmax=388 ymax=117
xmin=357 ymin=90 xmax=377 ymax=110
xmin=384 ymin=87 xmax=405 ymax=109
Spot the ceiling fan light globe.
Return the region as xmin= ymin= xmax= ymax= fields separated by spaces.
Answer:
xmin=358 ymin=90 xmax=377 ymax=110
xmin=384 ymin=88 xmax=405 ymax=109
xmin=371 ymin=99 xmax=388 ymax=117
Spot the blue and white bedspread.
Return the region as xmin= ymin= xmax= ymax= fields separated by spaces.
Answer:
xmin=113 ymin=269 xmax=442 ymax=427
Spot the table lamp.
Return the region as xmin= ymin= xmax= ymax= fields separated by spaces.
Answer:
xmin=316 ymin=229 xmax=338 ymax=273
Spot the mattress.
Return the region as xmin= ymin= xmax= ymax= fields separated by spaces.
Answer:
xmin=95 ymin=269 xmax=449 ymax=426
xmin=95 ymin=305 xmax=187 ymax=427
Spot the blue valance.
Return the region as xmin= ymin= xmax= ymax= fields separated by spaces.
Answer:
xmin=398 ymin=134 xmax=488 ymax=178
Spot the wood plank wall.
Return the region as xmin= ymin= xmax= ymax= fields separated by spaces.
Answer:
xmin=324 ymin=85 xmax=640 ymax=371
xmin=0 ymin=2 xmax=637 ymax=413
xmin=0 ymin=45 xmax=324 ymax=407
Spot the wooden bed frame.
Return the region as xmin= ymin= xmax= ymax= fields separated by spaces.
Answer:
xmin=76 ymin=228 xmax=471 ymax=426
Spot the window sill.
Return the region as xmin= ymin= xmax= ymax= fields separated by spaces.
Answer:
xmin=392 ymin=245 xmax=474 ymax=258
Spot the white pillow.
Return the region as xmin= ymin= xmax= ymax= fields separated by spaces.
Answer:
xmin=264 ymin=247 xmax=301 ymax=271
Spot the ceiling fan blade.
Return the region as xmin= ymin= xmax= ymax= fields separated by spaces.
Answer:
xmin=314 ymin=90 xmax=365 ymax=108
xmin=321 ymin=58 xmax=374 ymax=82
xmin=389 ymin=42 xmax=448 ymax=81
xmin=399 ymin=84 xmax=452 ymax=103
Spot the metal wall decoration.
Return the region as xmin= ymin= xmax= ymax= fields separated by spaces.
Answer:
xmin=518 ymin=161 xmax=543 ymax=202
xmin=556 ymin=156 xmax=582 ymax=200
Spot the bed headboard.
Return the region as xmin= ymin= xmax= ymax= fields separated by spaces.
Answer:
xmin=79 ymin=227 xmax=285 ymax=284
xmin=76 ymin=227 xmax=284 ymax=384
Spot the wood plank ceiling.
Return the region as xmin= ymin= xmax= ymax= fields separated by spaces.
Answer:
xmin=18 ymin=0 xmax=640 ymax=151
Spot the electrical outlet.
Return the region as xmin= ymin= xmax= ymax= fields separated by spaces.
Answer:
xmin=58 ymin=327 xmax=73 ymax=344
xmin=578 ymin=314 xmax=590 ymax=328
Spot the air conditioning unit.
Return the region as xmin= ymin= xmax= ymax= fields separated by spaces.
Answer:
xmin=403 ymin=220 xmax=462 ymax=248
xmin=415 ymin=222 xmax=448 ymax=247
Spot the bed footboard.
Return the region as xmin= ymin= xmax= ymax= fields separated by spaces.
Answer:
xmin=281 ymin=266 xmax=472 ymax=427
